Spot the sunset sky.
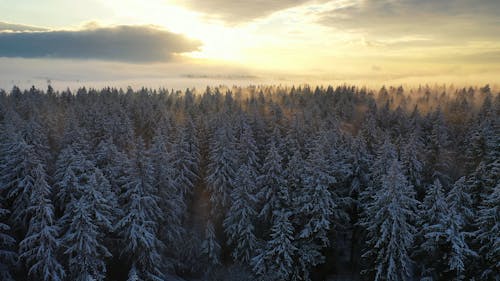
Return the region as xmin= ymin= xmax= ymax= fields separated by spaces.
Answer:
xmin=1 ymin=0 xmax=499 ymax=89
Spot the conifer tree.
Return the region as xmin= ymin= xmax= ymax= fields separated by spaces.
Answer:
xmin=0 ymin=199 xmax=16 ymax=281
xmin=223 ymin=164 xmax=258 ymax=263
xmin=116 ymin=138 xmax=164 ymax=281
xmin=418 ymin=179 xmax=476 ymax=280
xmin=292 ymin=136 xmax=342 ymax=279
xmin=447 ymin=177 xmax=474 ymax=226
xmin=201 ymin=220 xmax=221 ymax=267
xmin=61 ymin=197 xmax=111 ymax=281
xmin=19 ymin=163 xmax=64 ymax=281
xmin=252 ymin=207 xmax=296 ymax=281
xmin=171 ymin=120 xmax=199 ymax=196
xmin=94 ymin=137 xmax=128 ymax=196
xmin=207 ymin=119 xmax=238 ymax=214
xmin=425 ymin=107 xmax=452 ymax=185
xmin=257 ymin=140 xmax=286 ymax=221
xmin=150 ymin=128 xmax=185 ymax=248
xmin=361 ymin=159 xmax=417 ymax=281
xmin=476 ymin=182 xmax=500 ymax=280
xmin=1 ymin=136 xmax=44 ymax=230
xmin=400 ymin=132 xmax=424 ymax=193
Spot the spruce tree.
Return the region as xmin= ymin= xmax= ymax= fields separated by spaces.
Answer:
xmin=171 ymin=121 xmax=199 ymax=196
xmin=0 ymin=199 xmax=16 ymax=281
xmin=19 ymin=163 xmax=64 ymax=281
xmin=150 ymin=128 xmax=185 ymax=249
xmin=476 ymin=182 xmax=500 ymax=280
xmin=116 ymin=138 xmax=164 ymax=281
xmin=207 ymin=119 xmax=238 ymax=214
xmin=292 ymin=136 xmax=343 ymax=280
xmin=201 ymin=220 xmax=221 ymax=267
xmin=418 ymin=179 xmax=476 ymax=280
xmin=361 ymin=159 xmax=417 ymax=281
xmin=252 ymin=208 xmax=296 ymax=281
xmin=223 ymin=164 xmax=258 ymax=263
xmin=257 ymin=140 xmax=286 ymax=221
xmin=1 ymin=136 xmax=44 ymax=230
xmin=61 ymin=197 xmax=111 ymax=281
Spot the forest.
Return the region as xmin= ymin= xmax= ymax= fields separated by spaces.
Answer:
xmin=0 ymin=84 xmax=498 ymax=281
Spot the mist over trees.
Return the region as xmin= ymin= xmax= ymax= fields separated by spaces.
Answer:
xmin=0 ymin=84 xmax=498 ymax=281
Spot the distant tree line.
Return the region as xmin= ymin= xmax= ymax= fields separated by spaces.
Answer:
xmin=0 ymin=84 xmax=498 ymax=281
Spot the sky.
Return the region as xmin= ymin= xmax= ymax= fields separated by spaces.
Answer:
xmin=0 ymin=0 xmax=499 ymax=90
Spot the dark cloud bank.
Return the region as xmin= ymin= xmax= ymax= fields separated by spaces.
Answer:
xmin=319 ymin=0 xmax=500 ymax=40
xmin=0 ymin=25 xmax=201 ymax=62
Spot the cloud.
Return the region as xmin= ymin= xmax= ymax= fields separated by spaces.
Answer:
xmin=440 ymin=50 xmax=500 ymax=64
xmin=0 ymin=25 xmax=201 ymax=62
xmin=173 ymin=0 xmax=324 ymax=23
xmin=0 ymin=22 xmax=48 ymax=32
xmin=319 ymin=0 xmax=500 ymax=41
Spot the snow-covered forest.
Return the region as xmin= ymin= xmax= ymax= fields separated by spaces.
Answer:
xmin=0 ymin=84 xmax=498 ymax=281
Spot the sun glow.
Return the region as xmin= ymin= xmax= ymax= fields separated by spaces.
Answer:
xmin=1 ymin=0 xmax=498 ymax=85
xmin=93 ymin=0 xmax=252 ymax=63
xmin=92 ymin=0 xmax=357 ymax=71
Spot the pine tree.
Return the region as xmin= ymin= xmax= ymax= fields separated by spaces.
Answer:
xmin=425 ymin=107 xmax=452 ymax=185
xmin=116 ymin=138 xmax=164 ymax=281
xmin=94 ymin=137 xmax=128 ymax=196
xmin=257 ymin=140 xmax=286 ymax=221
xmin=201 ymin=220 xmax=221 ymax=266
xmin=0 ymin=136 xmax=44 ymax=230
xmin=171 ymin=120 xmax=199 ymax=196
xmin=400 ymin=132 xmax=424 ymax=194
xmin=370 ymin=137 xmax=397 ymax=187
xmin=54 ymin=146 xmax=88 ymax=211
xmin=417 ymin=178 xmax=448 ymax=279
xmin=127 ymin=264 xmax=143 ymax=281
xmin=282 ymin=114 xmax=306 ymax=163
xmin=360 ymin=107 xmax=380 ymax=154
xmin=447 ymin=177 xmax=474 ymax=226
xmin=252 ymin=208 xmax=297 ymax=281
xmin=361 ymin=159 xmax=417 ymax=281
xmin=59 ymin=117 xmax=91 ymax=155
xmin=464 ymin=121 xmax=487 ymax=174
xmin=0 ymin=199 xmax=16 ymax=281
xmin=223 ymin=164 xmax=258 ymax=263
xmin=58 ymin=153 xmax=114 ymax=281
xmin=20 ymin=117 xmax=51 ymax=163
xmin=85 ymin=169 xmax=116 ymax=232
xmin=56 ymin=147 xmax=117 ymax=231
xmin=421 ymin=179 xmax=448 ymax=234
xmin=61 ymin=197 xmax=111 ymax=281
xmin=19 ymin=163 xmax=65 ymax=281
xmin=291 ymin=136 xmax=342 ymax=279
xmin=467 ymin=117 xmax=499 ymax=206
xmin=320 ymin=120 xmax=352 ymax=184
xmin=252 ymin=159 xmax=296 ymax=281
xmin=441 ymin=211 xmax=477 ymax=280
xmin=348 ymin=136 xmax=372 ymax=195
xmin=475 ymin=182 xmax=500 ymax=280
xmin=287 ymin=146 xmax=306 ymax=221
xmin=207 ymin=120 xmax=238 ymax=214
xmin=102 ymin=110 xmax=135 ymax=151
xmin=345 ymin=136 xmax=372 ymax=274
xmin=237 ymin=118 xmax=260 ymax=172
xmin=150 ymin=129 xmax=185 ymax=248
xmin=418 ymin=179 xmax=476 ymax=280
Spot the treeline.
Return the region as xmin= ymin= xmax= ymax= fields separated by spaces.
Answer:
xmin=0 ymin=84 xmax=498 ymax=281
